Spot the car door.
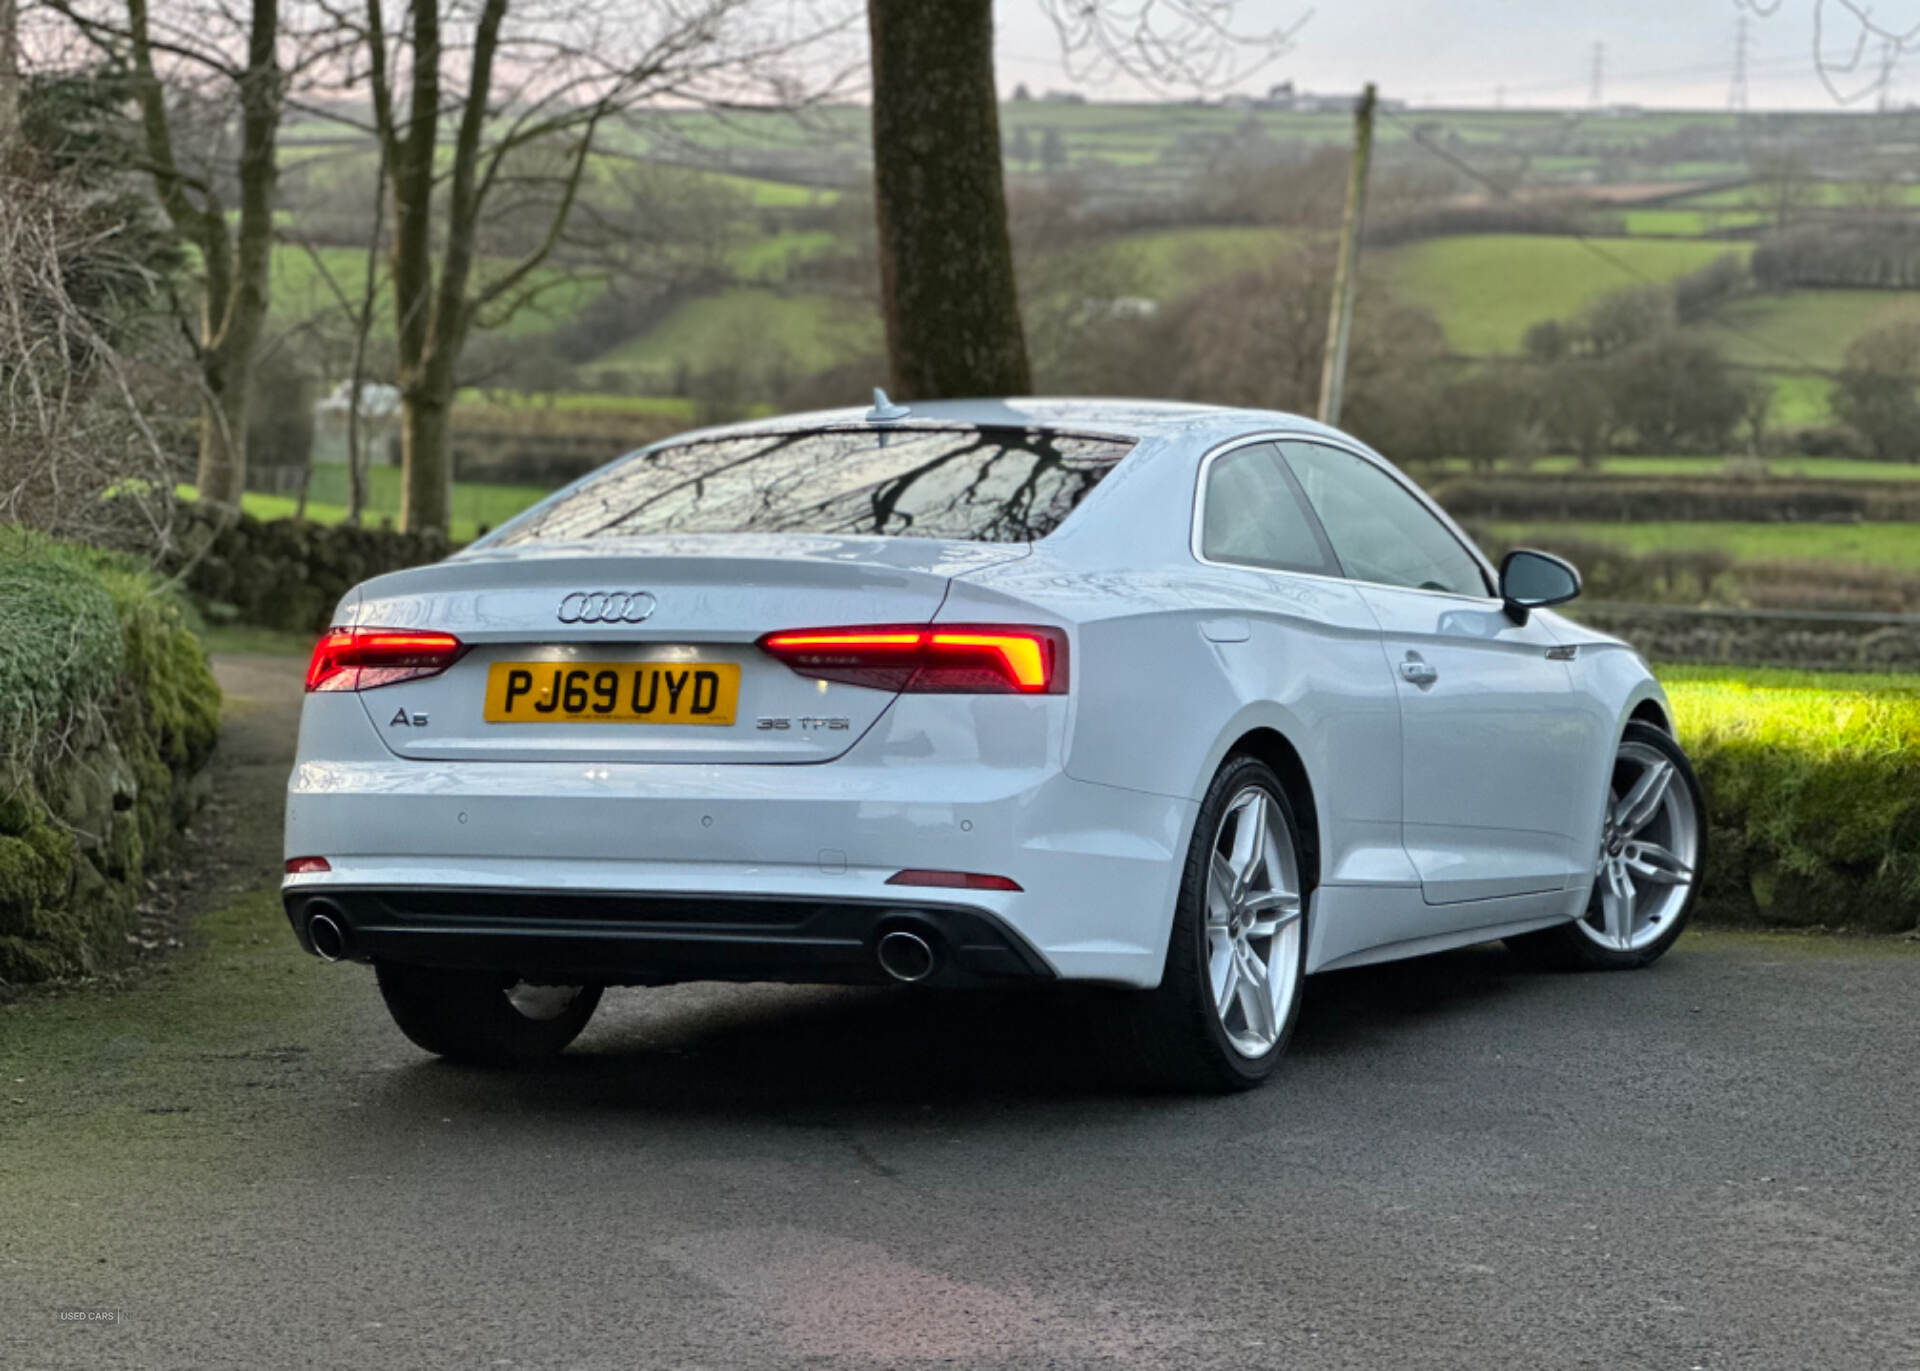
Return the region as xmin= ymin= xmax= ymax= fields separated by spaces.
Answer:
xmin=1280 ymin=440 xmax=1586 ymax=908
xmin=1189 ymin=440 xmax=1409 ymax=895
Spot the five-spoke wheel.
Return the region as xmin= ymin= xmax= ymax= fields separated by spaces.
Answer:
xmin=1205 ymin=786 xmax=1305 ymax=1057
xmin=1130 ymin=755 xmax=1309 ymax=1091
xmin=1509 ymin=720 xmax=1706 ymax=972
xmin=1583 ymin=739 xmax=1700 ymax=954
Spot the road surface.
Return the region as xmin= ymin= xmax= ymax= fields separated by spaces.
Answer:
xmin=2 ymin=653 xmax=1916 ymax=1370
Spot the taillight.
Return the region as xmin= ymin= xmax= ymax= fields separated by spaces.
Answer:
xmin=305 ymin=627 xmax=466 ymax=693
xmin=285 ymin=856 xmax=331 ymax=874
xmin=758 ymin=624 xmax=1067 ymax=695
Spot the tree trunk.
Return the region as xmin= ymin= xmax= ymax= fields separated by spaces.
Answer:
xmin=194 ymin=360 xmax=249 ymax=504
xmin=867 ymin=0 xmax=1030 ymax=400
xmin=0 ymin=0 xmax=19 ymax=151
xmin=399 ymin=371 xmax=454 ymax=533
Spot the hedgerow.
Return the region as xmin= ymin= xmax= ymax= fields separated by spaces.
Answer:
xmin=1666 ymin=666 xmax=1920 ymax=932
xmin=0 ymin=527 xmax=220 ymax=981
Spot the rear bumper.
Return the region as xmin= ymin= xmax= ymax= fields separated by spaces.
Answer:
xmin=282 ymin=886 xmax=1053 ymax=988
xmin=284 ymin=724 xmax=1198 ymax=986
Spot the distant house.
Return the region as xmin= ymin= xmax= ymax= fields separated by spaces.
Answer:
xmin=1257 ymin=84 xmax=1406 ymax=114
xmin=1041 ymin=89 xmax=1086 ymax=104
xmin=313 ymin=381 xmax=402 ymax=467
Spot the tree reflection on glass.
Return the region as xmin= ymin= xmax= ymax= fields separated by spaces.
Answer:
xmin=492 ymin=426 xmax=1134 ymax=546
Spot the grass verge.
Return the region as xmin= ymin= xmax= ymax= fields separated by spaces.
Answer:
xmin=1663 ymin=665 xmax=1920 ymax=931
xmin=1492 ymin=521 xmax=1920 ymax=572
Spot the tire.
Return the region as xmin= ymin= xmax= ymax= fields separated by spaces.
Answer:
xmin=1507 ymin=720 xmax=1706 ymax=973
xmin=375 ymin=963 xmax=603 ymax=1067
xmin=1126 ymin=755 xmax=1310 ymax=1093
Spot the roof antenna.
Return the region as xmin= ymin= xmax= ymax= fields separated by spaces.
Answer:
xmin=867 ymin=387 xmax=911 ymax=422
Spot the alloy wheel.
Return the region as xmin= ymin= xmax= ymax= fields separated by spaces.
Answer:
xmin=1204 ymin=786 xmax=1305 ymax=1058
xmin=1579 ymin=739 xmax=1700 ymax=954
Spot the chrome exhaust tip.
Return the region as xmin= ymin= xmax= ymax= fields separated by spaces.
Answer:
xmin=876 ymin=929 xmax=935 ymax=984
xmin=306 ymin=910 xmax=349 ymax=963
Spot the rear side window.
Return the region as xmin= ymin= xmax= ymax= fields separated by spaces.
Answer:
xmin=489 ymin=426 xmax=1134 ymax=546
xmin=1200 ymin=442 xmax=1338 ymax=576
xmin=1281 ymin=441 xmax=1490 ymax=597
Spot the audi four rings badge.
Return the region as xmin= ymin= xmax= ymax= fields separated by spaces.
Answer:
xmin=556 ymin=591 xmax=657 ymax=624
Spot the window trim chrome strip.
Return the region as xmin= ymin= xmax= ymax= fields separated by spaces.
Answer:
xmin=1188 ymin=428 xmax=1502 ymax=605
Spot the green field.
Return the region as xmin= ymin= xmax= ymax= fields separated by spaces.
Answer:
xmin=730 ymin=230 xmax=838 ymax=278
xmin=1494 ymin=521 xmax=1920 ymax=570
xmin=1383 ymin=235 xmax=1749 ymax=356
xmin=271 ymin=246 xmax=606 ymax=339
xmin=1619 ymin=208 xmax=1769 ymax=237
xmin=1679 ymin=288 xmax=1920 ymax=372
xmin=452 ymin=390 xmax=699 ymax=419
xmin=599 ymin=286 xmax=880 ymax=382
xmin=1673 ymin=182 xmax=1920 ymax=210
xmin=259 ymin=107 xmax=1920 ymax=448
xmin=1660 ymin=663 xmax=1920 ymax=692
xmin=180 ymin=465 xmax=555 ymax=543
xmin=1765 ymin=371 xmax=1835 ymax=427
xmin=1094 ymin=226 xmax=1298 ymax=298
xmin=1433 ymin=453 xmax=1917 ymax=480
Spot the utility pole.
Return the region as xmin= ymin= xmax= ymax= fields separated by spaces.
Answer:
xmin=1588 ymin=41 xmax=1605 ymax=109
xmin=1728 ymin=15 xmax=1750 ymax=114
xmin=1316 ymin=82 xmax=1375 ymax=429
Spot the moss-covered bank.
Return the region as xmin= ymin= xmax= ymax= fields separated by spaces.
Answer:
xmin=1667 ymin=666 xmax=1920 ymax=932
xmin=0 ymin=529 xmax=220 ymax=982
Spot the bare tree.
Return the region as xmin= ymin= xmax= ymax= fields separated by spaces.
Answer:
xmin=341 ymin=0 xmax=834 ymax=535
xmin=1738 ymin=1 xmax=1920 ymax=105
xmin=0 ymin=164 xmax=189 ymax=551
xmin=33 ymin=0 xmax=331 ymax=508
xmin=1748 ymin=148 xmax=1817 ymax=230
xmin=1036 ymin=0 xmax=1304 ymax=92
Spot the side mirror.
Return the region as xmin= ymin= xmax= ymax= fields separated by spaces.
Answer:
xmin=1499 ymin=549 xmax=1581 ymax=625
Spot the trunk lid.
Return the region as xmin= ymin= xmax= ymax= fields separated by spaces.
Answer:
xmin=344 ymin=535 xmax=1027 ymax=764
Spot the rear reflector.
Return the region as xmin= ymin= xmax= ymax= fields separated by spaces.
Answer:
xmin=306 ymin=628 xmax=466 ymax=693
xmin=758 ymin=624 xmax=1066 ymax=695
xmin=886 ymin=869 xmax=1023 ymax=892
xmin=285 ymin=856 xmax=332 ymax=875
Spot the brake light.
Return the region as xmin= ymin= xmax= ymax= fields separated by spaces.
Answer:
xmin=758 ymin=624 xmax=1066 ymax=694
xmin=305 ymin=628 xmax=466 ymax=693
xmin=887 ymin=869 xmax=1023 ymax=892
xmin=285 ymin=856 xmax=332 ymax=874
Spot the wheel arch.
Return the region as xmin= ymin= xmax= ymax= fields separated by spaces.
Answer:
xmin=1627 ymin=697 xmax=1671 ymax=734
xmin=1208 ymin=722 xmax=1322 ymax=895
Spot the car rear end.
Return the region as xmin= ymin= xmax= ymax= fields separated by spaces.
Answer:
xmin=281 ymin=418 xmax=1191 ymax=992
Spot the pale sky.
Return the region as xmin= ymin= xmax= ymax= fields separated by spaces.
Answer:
xmin=991 ymin=1 xmax=1920 ymax=110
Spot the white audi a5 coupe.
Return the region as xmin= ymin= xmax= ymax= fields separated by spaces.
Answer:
xmin=282 ymin=397 xmax=1704 ymax=1090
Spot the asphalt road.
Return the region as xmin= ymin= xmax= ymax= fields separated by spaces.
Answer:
xmin=2 ymin=655 xmax=1917 ymax=1371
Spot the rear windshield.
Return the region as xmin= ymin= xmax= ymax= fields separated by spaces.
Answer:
xmin=488 ymin=425 xmax=1134 ymax=546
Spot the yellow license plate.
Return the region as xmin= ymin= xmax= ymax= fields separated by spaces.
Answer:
xmin=484 ymin=661 xmax=740 ymax=725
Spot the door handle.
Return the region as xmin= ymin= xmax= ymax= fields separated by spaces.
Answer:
xmin=1400 ymin=660 xmax=1438 ymax=685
